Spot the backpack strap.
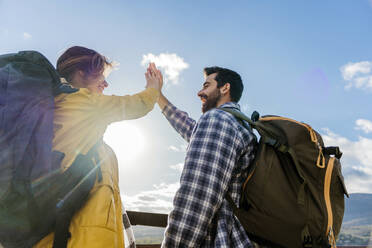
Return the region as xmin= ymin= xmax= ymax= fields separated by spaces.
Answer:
xmin=53 ymin=141 xmax=102 ymax=248
xmin=219 ymin=107 xmax=255 ymax=127
xmin=219 ymin=107 xmax=265 ymax=137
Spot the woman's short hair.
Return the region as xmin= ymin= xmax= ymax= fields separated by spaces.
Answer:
xmin=57 ymin=46 xmax=112 ymax=81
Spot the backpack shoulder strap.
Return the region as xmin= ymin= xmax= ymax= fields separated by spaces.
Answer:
xmin=53 ymin=140 xmax=102 ymax=248
xmin=219 ymin=107 xmax=255 ymax=127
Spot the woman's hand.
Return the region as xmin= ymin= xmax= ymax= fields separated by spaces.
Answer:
xmin=145 ymin=62 xmax=163 ymax=91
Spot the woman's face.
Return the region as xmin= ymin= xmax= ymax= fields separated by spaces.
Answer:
xmin=72 ymin=72 xmax=108 ymax=94
xmin=85 ymin=74 xmax=109 ymax=94
xmin=71 ymin=70 xmax=109 ymax=94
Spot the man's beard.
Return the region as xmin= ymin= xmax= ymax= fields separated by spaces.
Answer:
xmin=201 ymin=89 xmax=221 ymax=113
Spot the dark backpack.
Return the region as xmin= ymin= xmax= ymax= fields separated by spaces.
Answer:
xmin=0 ymin=51 xmax=101 ymax=248
xmin=221 ymin=108 xmax=349 ymax=248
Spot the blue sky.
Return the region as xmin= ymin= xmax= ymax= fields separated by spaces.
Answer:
xmin=1 ymin=0 xmax=371 ymax=213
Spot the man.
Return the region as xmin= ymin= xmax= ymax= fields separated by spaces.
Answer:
xmin=149 ymin=63 xmax=257 ymax=247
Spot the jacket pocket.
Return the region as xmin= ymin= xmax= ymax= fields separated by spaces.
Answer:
xmin=75 ymin=184 xmax=117 ymax=232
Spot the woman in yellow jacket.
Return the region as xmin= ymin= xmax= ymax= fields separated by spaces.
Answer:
xmin=35 ymin=46 xmax=161 ymax=248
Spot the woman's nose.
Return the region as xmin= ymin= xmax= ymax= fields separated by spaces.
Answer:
xmin=103 ymin=80 xmax=109 ymax=87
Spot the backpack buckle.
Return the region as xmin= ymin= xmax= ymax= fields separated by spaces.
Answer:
xmin=303 ymin=237 xmax=313 ymax=248
xmin=264 ymin=137 xmax=279 ymax=148
xmin=301 ymin=225 xmax=313 ymax=248
xmin=323 ymin=146 xmax=342 ymax=159
xmin=264 ymin=137 xmax=289 ymax=153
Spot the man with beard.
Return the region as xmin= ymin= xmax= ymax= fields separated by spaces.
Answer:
xmin=149 ymin=63 xmax=257 ymax=247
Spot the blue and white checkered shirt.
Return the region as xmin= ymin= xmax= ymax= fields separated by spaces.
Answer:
xmin=161 ymin=102 xmax=257 ymax=248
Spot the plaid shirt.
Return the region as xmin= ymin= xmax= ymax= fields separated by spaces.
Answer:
xmin=161 ymin=102 xmax=257 ymax=248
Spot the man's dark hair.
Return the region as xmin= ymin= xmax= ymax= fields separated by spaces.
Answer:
xmin=203 ymin=66 xmax=244 ymax=102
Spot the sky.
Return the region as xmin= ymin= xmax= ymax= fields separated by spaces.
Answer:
xmin=1 ymin=0 xmax=372 ymax=214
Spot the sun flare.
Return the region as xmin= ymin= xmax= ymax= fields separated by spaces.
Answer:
xmin=103 ymin=122 xmax=145 ymax=165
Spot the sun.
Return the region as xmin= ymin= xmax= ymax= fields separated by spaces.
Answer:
xmin=103 ymin=122 xmax=145 ymax=164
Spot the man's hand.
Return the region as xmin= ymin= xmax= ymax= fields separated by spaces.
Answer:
xmin=146 ymin=63 xmax=169 ymax=110
xmin=145 ymin=62 xmax=163 ymax=91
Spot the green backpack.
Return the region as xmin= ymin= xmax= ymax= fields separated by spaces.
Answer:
xmin=220 ymin=108 xmax=349 ymax=248
xmin=0 ymin=51 xmax=101 ymax=248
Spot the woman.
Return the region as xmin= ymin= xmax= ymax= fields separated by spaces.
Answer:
xmin=35 ymin=46 xmax=161 ymax=248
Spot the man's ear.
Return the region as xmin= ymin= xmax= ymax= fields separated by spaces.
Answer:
xmin=220 ymin=83 xmax=230 ymax=95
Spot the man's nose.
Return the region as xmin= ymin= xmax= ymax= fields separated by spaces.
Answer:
xmin=103 ymin=80 xmax=109 ymax=87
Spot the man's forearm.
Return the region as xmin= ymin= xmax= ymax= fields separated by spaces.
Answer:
xmin=157 ymin=93 xmax=169 ymax=111
xmin=159 ymin=93 xmax=196 ymax=142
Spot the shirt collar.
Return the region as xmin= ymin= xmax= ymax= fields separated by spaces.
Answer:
xmin=219 ymin=102 xmax=241 ymax=111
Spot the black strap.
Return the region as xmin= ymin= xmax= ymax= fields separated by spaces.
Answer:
xmin=262 ymin=136 xmax=289 ymax=153
xmin=52 ymin=141 xmax=102 ymax=248
xmin=225 ymin=193 xmax=239 ymax=213
xmin=53 ymin=210 xmax=72 ymax=248
xmin=323 ymin=146 xmax=342 ymax=159
xmin=55 ymin=141 xmax=101 ymax=209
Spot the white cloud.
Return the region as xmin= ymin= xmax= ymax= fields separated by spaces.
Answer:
xmin=321 ymin=127 xmax=372 ymax=193
xmin=341 ymin=61 xmax=371 ymax=81
xmin=123 ymin=183 xmax=180 ymax=213
xmin=23 ymin=32 xmax=32 ymax=40
xmin=340 ymin=61 xmax=372 ymax=91
xmin=355 ymin=119 xmax=372 ymax=134
xmin=168 ymin=145 xmax=180 ymax=152
xmin=167 ymin=143 xmax=187 ymax=153
xmin=170 ymin=163 xmax=183 ymax=172
xmin=141 ymin=53 xmax=189 ymax=85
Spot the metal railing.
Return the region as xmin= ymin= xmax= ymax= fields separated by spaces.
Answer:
xmin=126 ymin=211 xmax=167 ymax=248
xmin=127 ymin=211 xmax=168 ymax=228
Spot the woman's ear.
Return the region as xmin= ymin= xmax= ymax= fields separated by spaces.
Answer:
xmin=70 ymin=70 xmax=86 ymax=88
xmin=78 ymin=70 xmax=86 ymax=78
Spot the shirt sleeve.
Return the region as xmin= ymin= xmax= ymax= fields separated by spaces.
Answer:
xmin=162 ymin=110 xmax=244 ymax=247
xmin=162 ymin=103 xmax=196 ymax=142
xmin=93 ymin=88 xmax=159 ymax=124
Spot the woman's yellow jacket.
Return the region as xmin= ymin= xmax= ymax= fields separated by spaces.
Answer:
xmin=34 ymin=87 xmax=159 ymax=248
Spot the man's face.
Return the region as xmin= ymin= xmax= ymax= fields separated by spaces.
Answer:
xmin=197 ymin=73 xmax=222 ymax=113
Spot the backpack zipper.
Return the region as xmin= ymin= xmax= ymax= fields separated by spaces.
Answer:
xmin=324 ymin=157 xmax=337 ymax=248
